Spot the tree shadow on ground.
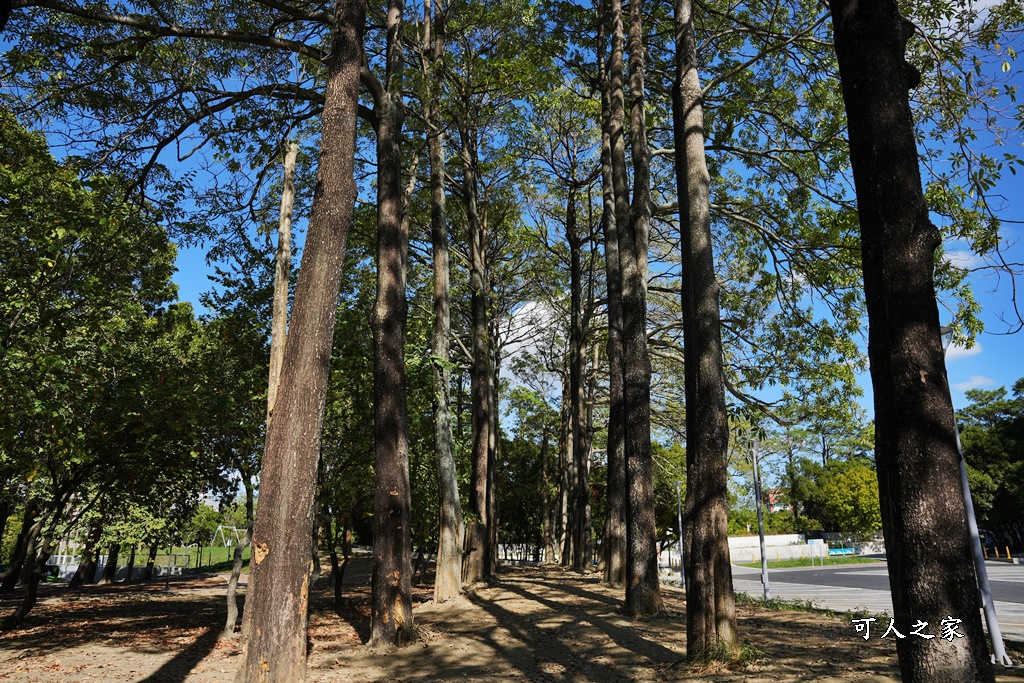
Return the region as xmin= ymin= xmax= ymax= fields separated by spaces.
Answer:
xmin=136 ymin=627 xmax=220 ymax=683
xmin=495 ymin=573 xmax=682 ymax=663
xmin=0 ymin=580 xmax=224 ymax=658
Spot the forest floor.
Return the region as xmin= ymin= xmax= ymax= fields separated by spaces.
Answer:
xmin=1 ymin=558 xmax=1023 ymax=682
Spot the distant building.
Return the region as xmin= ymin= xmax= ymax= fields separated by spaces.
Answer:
xmin=765 ymin=489 xmax=790 ymax=514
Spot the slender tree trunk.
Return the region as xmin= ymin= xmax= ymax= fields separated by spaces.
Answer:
xmin=487 ymin=349 xmax=500 ymax=573
xmin=225 ymin=478 xmax=255 ymax=637
xmin=600 ymin=0 xmax=626 ymax=587
xmin=462 ymin=108 xmax=492 ymax=585
xmin=237 ymin=1 xmax=365 ymax=679
xmin=143 ymin=542 xmax=158 ymax=581
xmin=619 ymin=0 xmax=662 ymax=618
xmin=239 ymin=138 xmax=295 ymax=647
xmin=585 ymin=342 xmax=598 ymax=565
xmin=0 ymin=501 xmax=10 ymax=554
xmin=541 ymin=426 xmax=556 ymax=564
xmin=369 ymin=0 xmax=413 ymax=648
xmin=558 ymin=372 xmax=574 ymax=565
xmin=327 ymin=518 xmax=341 ymax=609
xmin=828 ymin=2 xmax=993 ymax=680
xmin=2 ymin=531 xmax=51 ymax=629
xmin=425 ymin=0 xmax=462 ymax=604
xmin=121 ymin=545 xmax=137 ymax=584
xmin=0 ymin=501 xmax=38 ymax=592
xmin=334 ymin=524 xmax=352 ymax=609
xmin=99 ymin=543 xmax=120 ymax=584
xmin=69 ymin=523 xmax=100 ymax=588
xmin=568 ymin=186 xmax=590 ymax=573
xmin=267 ymin=139 xmax=298 ymax=422
xmin=673 ymin=0 xmax=737 ymax=659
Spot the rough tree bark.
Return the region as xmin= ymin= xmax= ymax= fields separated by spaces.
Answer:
xmin=142 ymin=542 xmax=158 ymax=581
xmin=599 ymin=0 xmax=626 ymax=587
xmin=558 ymin=371 xmax=574 ymax=566
xmin=423 ymin=0 xmax=462 ymax=604
xmin=368 ymin=0 xmax=414 ymax=649
xmin=827 ymin=1 xmax=994 ymax=680
xmin=2 ymin=529 xmax=51 ymax=629
xmin=541 ymin=425 xmax=557 ymax=564
xmin=568 ymin=185 xmax=591 ymax=573
xmin=238 ymin=137 xmax=298 ymax=646
xmin=620 ymin=0 xmax=662 ymax=618
xmin=235 ymin=1 xmax=365 ymax=680
xmin=121 ymin=544 xmax=136 ymax=583
xmin=98 ymin=543 xmax=120 ymax=584
xmin=461 ymin=102 xmax=492 ymax=585
xmin=69 ymin=522 xmax=101 ymax=588
xmin=673 ymin=0 xmax=737 ymax=659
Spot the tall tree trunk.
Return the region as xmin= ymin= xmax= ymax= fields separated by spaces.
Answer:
xmin=558 ymin=372 xmax=574 ymax=566
xmin=70 ymin=521 xmax=103 ymax=589
xmin=568 ymin=187 xmax=591 ymax=572
xmin=462 ymin=108 xmax=492 ymax=585
xmin=487 ymin=347 xmax=500 ymax=572
xmin=225 ymin=477 xmax=255 ymax=637
xmin=327 ymin=518 xmax=341 ymax=608
xmin=828 ymin=2 xmax=993 ymax=680
xmin=673 ymin=0 xmax=737 ymax=659
xmin=541 ymin=426 xmax=556 ymax=564
xmin=142 ymin=542 xmax=158 ymax=581
xmin=600 ymin=0 xmax=626 ymax=587
xmin=424 ymin=0 xmax=462 ymax=604
xmin=237 ymin=1 xmax=365 ymax=679
xmin=330 ymin=522 xmax=352 ymax=610
xmin=99 ymin=543 xmax=120 ymax=584
xmin=369 ymin=0 xmax=413 ymax=648
xmin=121 ymin=545 xmax=137 ymax=584
xmin=239 ymin=136 xmax=296 ymax=647
xmin=2 ymin=531 xmax=51 ymax=629
xmin=0 ymin=501 xmax=38 ymax=592
xmin=267 ymin=139 xmax=298 ymax=423
xmin=620 ymin=0 xmax=662 ymax=618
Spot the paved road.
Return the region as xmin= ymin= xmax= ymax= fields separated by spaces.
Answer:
xmin=728 ymin=560 xmax=1024 ymax=643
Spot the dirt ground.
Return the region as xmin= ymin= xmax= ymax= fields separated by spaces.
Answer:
xmin=1 ymin=560 xmax=1023 ymax=682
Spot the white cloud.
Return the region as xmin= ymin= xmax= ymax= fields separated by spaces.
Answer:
xmin=946 ymin=341 xmax=983 ymax=361
xmin=943 ymin=250 xmax=985 ymax=270
xmin=952 ymin=375 xmax=996 ymax=391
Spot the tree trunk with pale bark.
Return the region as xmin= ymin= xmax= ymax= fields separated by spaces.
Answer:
xmin=267 ymin=139 xmax=298 ymax=423
xmin=224 ymin=477 xmax=255 ymax=636
xmin=423 ymin=0 xmax=462 ymax=603
xmin=828 ymin=1 xmax=994 ymax=680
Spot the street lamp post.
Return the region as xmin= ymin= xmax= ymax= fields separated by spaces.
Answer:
xmin=675 ymin=480 xmax=685 ymax=589
xmin=941 ymin=326 xmax=1012 ymax=666
xmin=751 ymin=441 xmax=770 ymax=600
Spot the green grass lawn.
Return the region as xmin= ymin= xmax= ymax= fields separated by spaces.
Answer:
xmin=738 ymin=556 xmax=880 ymax=569
xmin=171 ymin=545 xmax=250 ymax=574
